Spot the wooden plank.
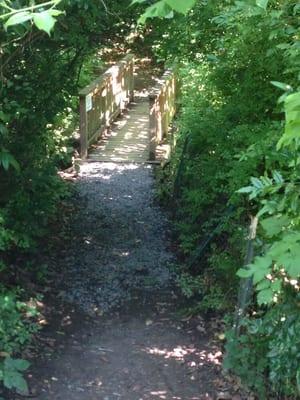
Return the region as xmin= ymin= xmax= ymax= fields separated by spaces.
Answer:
xmin=88 ymin=96 xmax=150 ymax=163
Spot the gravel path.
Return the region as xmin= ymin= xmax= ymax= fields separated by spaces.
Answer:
xmin=59 ymin=162 xmax=174 ymax=314
xmin=11 ymin=161 xmax=230 ymax=400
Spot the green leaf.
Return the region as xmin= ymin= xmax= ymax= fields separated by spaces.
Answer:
xmin=249 ymin=188 xmax=260 ymax=200
xmin=0 ymin=123 xmax=8 ymax=135
xmin=260 ymin=176 xmax=273 ymax=187
xmin=237 ymin=186 xmax=253 ymax=194
xmin=285 ymin=91 xmax=300 ymax=112
xmin=33 ymin=11 xmax=56 ymax=35
xmin=3 ymin=372 xmax=14 ymax=390
xmin=48 ymin=9 xmax=64 ymax=17
xmin=271 ymin=81 xmax=293 ymax=92
xmin=257 ymin=288 xmax=273 ymax=305
xmin=237 ymin=268 xmax=253 ymax=278
xmin=165 ymin=0 xmax=196 ymax=14
xmin=272 ymin=170 xmax=284 ymax=184
xmin=253 ymin=268 xmax=268 ymax=284
xmin=4 ymin=11 xmax=32 ymax=30
xmin=136 ymin=0 xmax=194 ymax=22
xmin=0 ymin=150 xmax=20 ymax=172
xmin=250 ymin=256 xmax=273 ymax=284
xmin=138 ymin=1 xmax=172 ymax=24
xmin=257 ymin=199 xmax=279 ymax=218
xmin=260 ymin=215 xmax=290 ymax=237
xmin=277 ymin=92 xmax=300 ymax=149
xmin=256 ymin=279 xmax=270 ymax=291
xmin=294 ymin=4 xmax=300 ymax=15
xmin=131 ymin=0 xmax=146 ymax=4
xmin=277 ymin=43 xmax=290 ymax=50
xmin=164 ymin=10 xmax=174 ymax=19
xmin=285 ymin=248 xmax=300 ymax=278
xmin=250 ymin=177 xmax=264 ymax=189
xmin=270 ymin=279 xmax=281 ymax=292
xmin=256 ymin=0 xmax=269 ymax=10
xmin=267 ymin=234 xmax=300 ymax=277
xmin=0 ymin=152 xmax=9 ymax=170
xmin=3 ymin=358 xmax=30 ymax=393
xmin=7 ymin=372 xmax=28 ymax=393
xmin=269 ymin=240 xmax=290 ymax=260
xmin=7 ymin=359 xmax=30 ymax=372
xmin=0 ymin=111 xmax=10 ymax=123
xmin=8 ymin=156 xmax=20 ymax=172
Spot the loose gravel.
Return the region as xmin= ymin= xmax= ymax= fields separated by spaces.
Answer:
xmin=58 ymin=162 xmax=174 ymax=314
xmin=16 ymin=161 xmax=231 ymax=400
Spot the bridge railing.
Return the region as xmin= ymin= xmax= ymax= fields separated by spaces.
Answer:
xmin=79 ymin=54 xmax=134 ymax=158
xmin=149 ymin=70 xmax=176 ymax=160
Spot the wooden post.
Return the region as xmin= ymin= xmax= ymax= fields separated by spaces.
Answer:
xmin=104 ymin=77 xmax=109 ymax=127
xmin=161 ymin=86 xmax=167 ymax=139
xmin=157 ymin=93 xmax=163 ymax=141
xmin=79 ymin=94 xmax=88 ymax=159
xmin=149 ymin=94 xmax=157 ymax=161
xmin=234 ymin=215 xmax=258 ymax=336
xmin=129 ymin=58 xmax=134 ymax=102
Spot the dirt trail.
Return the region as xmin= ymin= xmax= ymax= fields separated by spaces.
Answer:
xmin=25 ymin=290 xmax=224 ymax=400
xmin=7 ymin=161 xmax=227 ymax=400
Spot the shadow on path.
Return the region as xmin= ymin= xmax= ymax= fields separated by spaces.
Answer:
xmin=8 ymin=162 xmax=225 ymax=400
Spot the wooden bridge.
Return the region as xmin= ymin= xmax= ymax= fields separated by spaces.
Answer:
xmin=79 ymin=55 xmax=176 ymax=163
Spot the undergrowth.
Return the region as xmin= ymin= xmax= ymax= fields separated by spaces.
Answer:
xmin=151 ymin=0 xmax=300 ymax=397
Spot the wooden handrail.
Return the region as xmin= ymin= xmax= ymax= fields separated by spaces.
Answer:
xmin=149 ymin=70 xmax=176 ymax=160
xmin=79 ymin=54 xmax=134 ymax=158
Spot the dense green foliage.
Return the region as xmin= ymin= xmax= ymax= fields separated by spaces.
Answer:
xmin=0 ymin=0 xmax=136 ymax=393
xmin=0 ymin=289 xmax=36 ymax=393
xmin=137 ymin=0 xmax=300 ymax=397
xmin=1 ymin=0 xmax=300 ymax=397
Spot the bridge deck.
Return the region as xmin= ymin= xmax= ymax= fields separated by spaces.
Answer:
xmin=88 ymin=94 xmax=149 ymax=163
xmin=87 ymin=93 xmax=171 ymax=163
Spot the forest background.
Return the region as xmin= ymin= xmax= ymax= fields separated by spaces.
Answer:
xmin=0 ymin=0 xmax=300 ymax=398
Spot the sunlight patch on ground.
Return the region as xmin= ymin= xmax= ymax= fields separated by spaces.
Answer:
xmin=148 ymin=390 xmax=204 ymax=400
xmin=144 ymin=345 xmax=222 ymax=366
xmin=79 ymin=162 xmax=142 ymax=179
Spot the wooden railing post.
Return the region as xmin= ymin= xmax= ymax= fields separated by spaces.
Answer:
xmin=104 ymin=76 xmax=109 ymax=127
xmin=79 ymin=94 xmax=88 ymax=158
xmin=149 ymin=94 xmax=157 ymax=161
xmin=129 ymin=58 xmax=134 ymax=102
